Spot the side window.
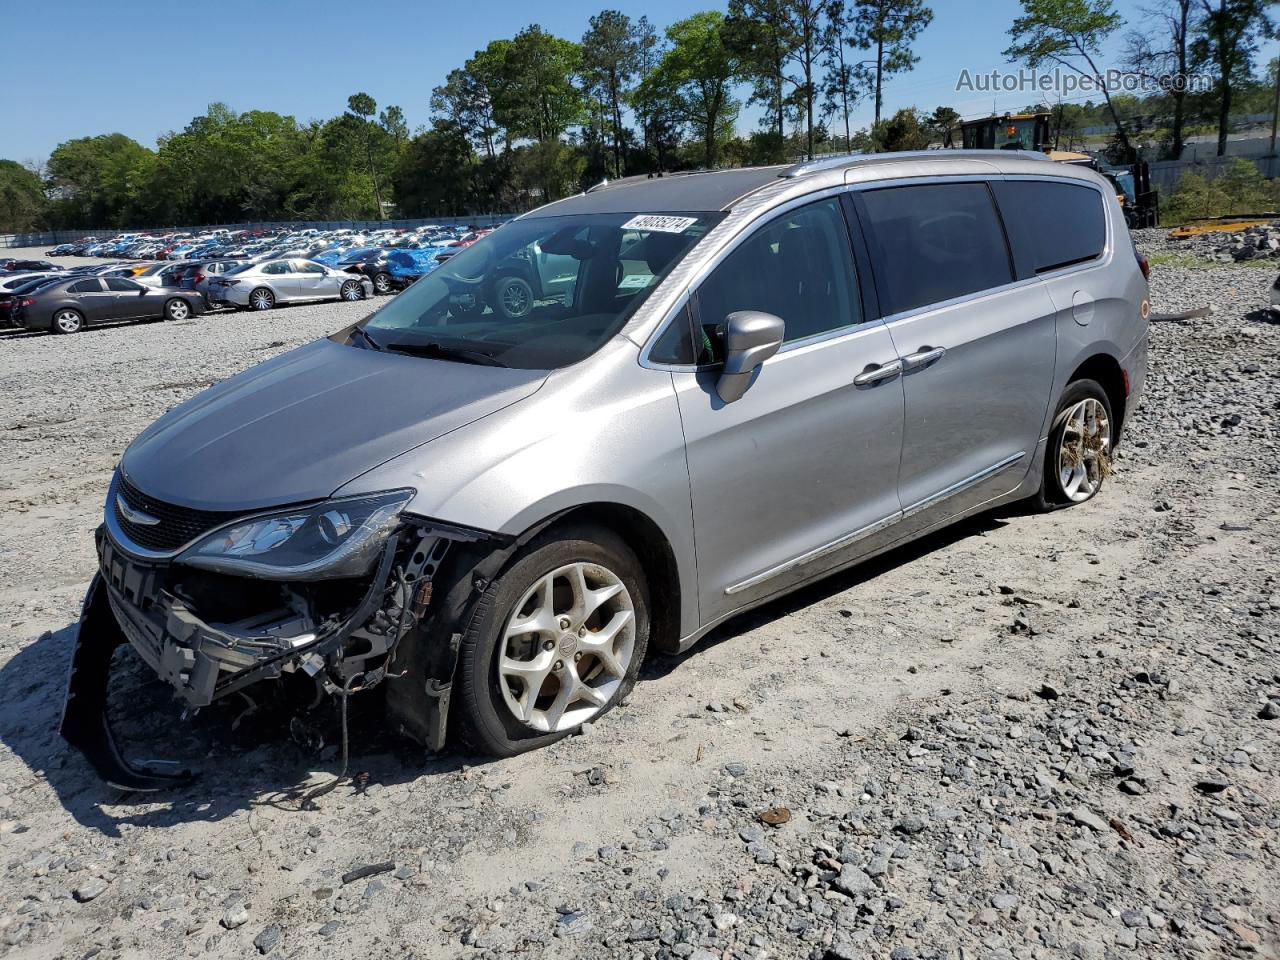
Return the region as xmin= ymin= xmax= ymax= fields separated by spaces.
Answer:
xmin=262 ymin=261 xmax=290 ymax=275
xmin=694 ymin=198 xmax=862 ymax=362
xmin=860 ymin=182 xmax=1014 ymax=315
xmin=105 ymin=278 xmax=143 ymax=292
xmin=294 ymin=260 xmax=325 ymax=274
xmin=68 ymin=279 xmax=103 ymax=293
xmin=992 ymin=180 xmax=1106 ymax=276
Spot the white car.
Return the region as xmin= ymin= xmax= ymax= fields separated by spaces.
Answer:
xmin=207 ymin=258 xmax=372 ymax=310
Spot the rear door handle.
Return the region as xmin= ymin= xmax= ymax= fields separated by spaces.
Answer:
xmin=901 ymin=346 xmax=946 ymax=370
xmin=853 ymin=359 xmax=903 ymax=386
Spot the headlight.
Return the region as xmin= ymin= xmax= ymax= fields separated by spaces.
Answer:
xmin=176 ymin=489 xmax=414 ymax=581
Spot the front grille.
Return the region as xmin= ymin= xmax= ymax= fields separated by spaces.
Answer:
xmin=115 ymin=476 xmax=242 ymax=553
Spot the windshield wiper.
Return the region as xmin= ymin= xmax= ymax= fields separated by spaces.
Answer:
xmin=349 ymin=326 xmax=382 ymax=351
xmin=379 ymin=340 xmax=507 ymax=367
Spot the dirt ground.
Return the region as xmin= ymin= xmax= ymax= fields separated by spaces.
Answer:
xmin=0 ymin=240 xmax=1277 ymax=960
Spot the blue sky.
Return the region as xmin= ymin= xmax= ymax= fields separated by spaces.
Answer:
xmin=1 ymin=0 xmax=1275 ymax=162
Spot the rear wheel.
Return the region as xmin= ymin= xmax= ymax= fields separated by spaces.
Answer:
xmin=52 ymin=308 xmax=84 ymax=334
xmin=249 ymin=287 xmax=275 ymax=311
xmin=340 ymin=280 xmax=364 ymax=301
xmin=1036 ymin=379 xmax=1114 ymax=510
xmin=453 ymin=525 xmax=650 ymax=757
xmin=372 ymin=272 xmax=393 ymax=295
xmin=164 ymin=298 xmax=190 ymax=321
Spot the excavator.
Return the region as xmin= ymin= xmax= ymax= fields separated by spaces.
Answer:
xmin=957 ymin=113 xmax=1159 ymax=228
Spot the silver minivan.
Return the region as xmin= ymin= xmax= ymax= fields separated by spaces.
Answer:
xmin=64 ymin=151 xmax=1149 ymax=788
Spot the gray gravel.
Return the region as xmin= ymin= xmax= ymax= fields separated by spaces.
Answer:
xmin=0 ymin=243 xmax=1278 ymax=959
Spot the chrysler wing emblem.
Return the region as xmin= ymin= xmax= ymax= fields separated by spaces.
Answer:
xmin=116 ymin=494 xmax=161 ymax=526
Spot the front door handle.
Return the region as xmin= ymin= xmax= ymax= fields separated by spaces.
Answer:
xmin=901 ymin=346 xmax=947 ymax=371
xmin=853 ymin=359 xmax=903 ymax=386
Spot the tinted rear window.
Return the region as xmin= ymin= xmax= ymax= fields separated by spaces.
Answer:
xmin=860 ymin=182 xmax=1014 ymax=315
xmin=992 ymin=179 xmax=1106 ymax=275
xmin=68 ymin=279 xmax=103 ymax=293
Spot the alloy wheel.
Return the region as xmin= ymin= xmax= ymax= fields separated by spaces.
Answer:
xmin=1056 ymin=397 xmax=1111 ymax=503
xmin=54 ymin=310 xmax=82 ymax=333
xmin=341 ymin=281 xmax=363 ymax=301
xmin=501 ymin=281 xmax=530 ymax=317
xmin=497 ymin=562 xmax=635 ymax=733
xmin=166 ymin=300 xmax=189 ymax=320
xmin=250 ymin=289 xmax=274 ymax=311
xmin=373 ymin=273 xmax=391 ymax=294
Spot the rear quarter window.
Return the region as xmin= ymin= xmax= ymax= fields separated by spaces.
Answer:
xmin=992 ymin=179 xmax=1107 ymax=276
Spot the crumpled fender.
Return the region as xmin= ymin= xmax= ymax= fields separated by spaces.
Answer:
xmin=60 ymin=575 xmax=195 ymax=791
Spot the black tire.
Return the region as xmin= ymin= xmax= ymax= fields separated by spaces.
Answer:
xmin=494 ymin=275 xmax=534 ymax=319
xmin=52 ymin=308 xmax=84 ymax=334
xmin=1035 ymin=378 xmax=1114 ymax=511
xmin=372 ymin=272 xmax=393 ymax=295
xmin=164 ymin=298 xmax=191 ymax=321
xmin=249 ymin=287 xmax=275 ymax=311
xmin=340 ymin=280 xmax=365 ymax=302
xmin=453 ymin=524 xmax=650 ymax=757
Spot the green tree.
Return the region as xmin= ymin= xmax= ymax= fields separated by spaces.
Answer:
xmin=850 ymin=0 xmax=934 ymax=127
xmin=871 ymin=107 xmax=930 ymax=150
xmin=1004 ymin=0 xmax=1134 ymax=161
xmin=925 ymin=105 xmax=961 ymax=145
xmin=392 ymin=121 xmax=477 ymax=217
xmin=0 ymin=160 xmax=47 ymax=232
xmin=821 ymin=0 xmax=868 ymax=150
xmin=346 ymin=92 xmax=387 ymax=217
xmin=581 ymin=10 xmax=641 ymax=177
xmin=46 ymin=133 xmax=154 ymax=227
xmin=1191 ymin=0 xmax=1273 ymax=156
xmin=1123 ymin=0 xmax=1194 ymax=159
xmin=724 ymin=0 xmax=796 ymax=149
xmin=640 ymin=12 xmax=742 ymax=168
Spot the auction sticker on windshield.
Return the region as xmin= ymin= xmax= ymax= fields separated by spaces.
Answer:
xmin=621 ymin=215 xmax=699 ymax=234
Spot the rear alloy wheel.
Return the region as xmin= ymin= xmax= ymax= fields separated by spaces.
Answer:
xmin=1037 ymin=378 xmax=1114 ymax=509
xmin=164 ymin=298 xmax=190 ymax=321
xmin=340 ymin=280 xmax=364 ymax=302
xmin=372 ymin=272 xmax=392 ymax=295
xmin=249 ymin=287 xmax=275 ymax=311
xmin=454 ymin=525 xmax=649 ymax=756
xmin=495 ymin=276 xmax=533 ymax=319
xmin=53 ymin=308 xmax=84 ymax=334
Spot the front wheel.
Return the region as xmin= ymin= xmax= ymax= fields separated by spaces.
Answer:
xmin=495 ymin=276 xmax=534 ymax=319
xmin=1036 ymin=379 xmax=1114 ymax=510
xmin=164 ymin=298 xmax=190 ymax=321
xmin=340 ymin=280 xmax=365 ymax=301
xmin=453 ymin=525 xmax=650 ymax=757
xmin=372 ymin=272 xmax=393 ymax=295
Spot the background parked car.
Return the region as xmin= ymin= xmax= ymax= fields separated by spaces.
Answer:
xmin=13 ymin=276 xmax=205 ymax=334
xmin=0 ymin=258 xmax=62 ymax=274
xmin=208 ymin=258 xmax=371 ymax=310
xmin=0 ymin=277 xmax=61 ymax=328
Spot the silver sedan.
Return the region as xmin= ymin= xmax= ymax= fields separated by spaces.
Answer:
xmin=209 ymin=258 xmax=372 ymax=310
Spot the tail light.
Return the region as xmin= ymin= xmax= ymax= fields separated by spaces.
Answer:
xmin=1133 ymin=243 xmax=1150 ymax=280
xmin=20 ymin=298 xmax=36 ymax=307
xmin=194 ymin=272 xmax=205 ymax=284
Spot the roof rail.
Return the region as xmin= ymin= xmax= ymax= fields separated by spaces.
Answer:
xmin=781 ymin=149 xmax=1052 ymax=178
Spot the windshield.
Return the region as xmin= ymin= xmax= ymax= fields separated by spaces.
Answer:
xmin=358 ymin=212 xmax=721 ymax=370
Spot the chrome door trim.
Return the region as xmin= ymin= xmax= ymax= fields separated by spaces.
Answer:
xmin=722 ymin=450 xmax=1027 ymax=597
xmin=724 ymin=511 xmax=903 ymax=596
xmin=900 ymin=451 xmax=1026 ymax=519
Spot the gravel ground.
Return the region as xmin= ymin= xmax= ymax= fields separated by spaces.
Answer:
xmin=0 ymin=240 xmax=1278 ymax=960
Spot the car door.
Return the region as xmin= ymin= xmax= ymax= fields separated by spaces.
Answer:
xmin=291 ymin=260 xmax=334 ymax=299
xmin=663 ymin=194 xmax=906 ymax=625
xmin=853 ymin=180 xmax=1058 ymax=535
xmin=104 ymin=277 xmax=154 ymax=318
xmin=260 ymin=260 xmax=298 ymax=299
xmin=65 ymin=278 xmax=120 ymax=322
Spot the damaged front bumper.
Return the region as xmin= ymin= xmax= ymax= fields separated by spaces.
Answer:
xmin=61 ymin=515 xmax=501 ymax=791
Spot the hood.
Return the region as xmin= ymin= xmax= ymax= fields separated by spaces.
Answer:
xmin=121 ymin=338 xmax=546 ymax=512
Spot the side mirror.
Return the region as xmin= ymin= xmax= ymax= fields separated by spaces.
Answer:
xmin=716 ymin=310 xmax=785 ymax=403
